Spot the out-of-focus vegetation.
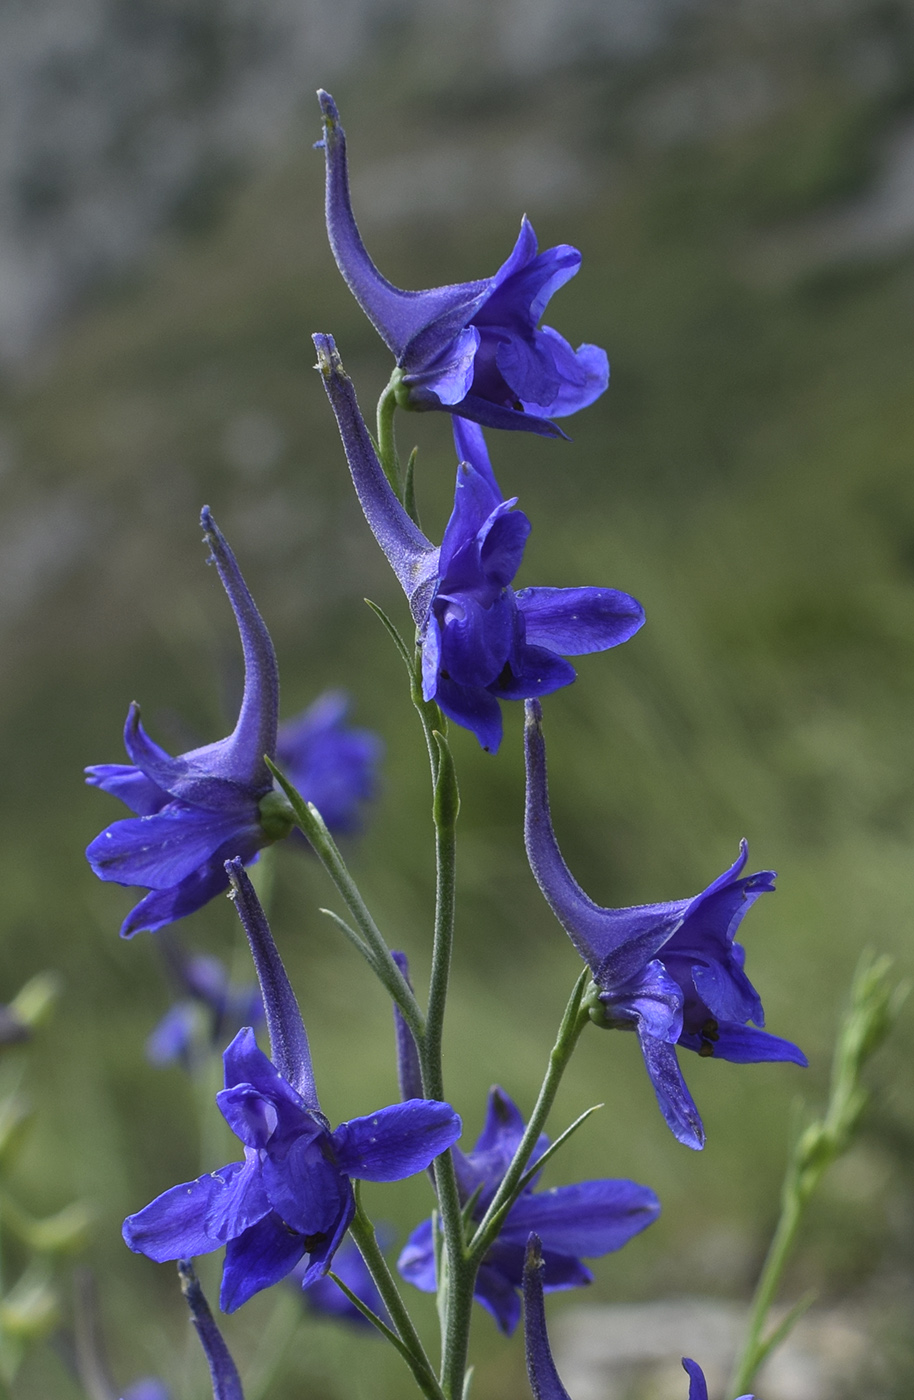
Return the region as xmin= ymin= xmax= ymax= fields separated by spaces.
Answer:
xmin=0 ymin=6 xmax=912 ymax=1396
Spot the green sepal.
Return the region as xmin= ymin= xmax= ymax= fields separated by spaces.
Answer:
xmin=258 ymin=787 xmax=296 ymax=842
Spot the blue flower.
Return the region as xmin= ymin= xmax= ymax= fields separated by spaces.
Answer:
xmin=313 ymin=335 xmax=644 ymax=752
xmin=147 ymin=950 xmax=264 ymax=1070
xmin=317 ymin=92 xmax=608 ymax=439
xmin=523 ymin=699 xmax=807 ymax=1150
xmin=522 ymin=1236 xmax=754 ymax=1400
xmin=398 ymin=1086 xmax=659 ymax=1336
xmin=124 ymin=862 xmax=462 ymax=1313
xmin=276 ymin=691 xmax=382 ymax=835
xmin=86 ymin=508 xmax=292 ymax=937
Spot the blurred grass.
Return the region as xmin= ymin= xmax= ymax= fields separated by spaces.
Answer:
xmin=0 ymin=51 xmax=911 ymax=1399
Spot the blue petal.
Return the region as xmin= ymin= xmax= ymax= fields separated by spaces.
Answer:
xmin=87 ymin=805 xmax=256 ymax=891
xmin=318 ymin=91 xmax=490 ymax=364
xmin=638 ymin=1030 xmax=705 ymax=1151
xmin=600 ymin=959 xmax=683 ymax=1041
xmin=502 ymin=1179 xmax=660 ymax=1257
xmin=123 ymin=1156 xmax=269 ymax=1261
xmin=438 ymin=391 xmax=568 ymax=438
xmin=474 ymin=1261 xmax=523 ymax=1334
xmin=117 ymin=838 xmax=261 ymax=938
xmin=220 ymin=1211 xmax=307 ymax=1312
xmin=434 ymin=676 xmax=504 ymax=753
xmin=438 ymin=464 xmax=507 ymax=583
xmin=523 ymin=1235 xmax=572 ymax=1400
xmin=122 ymin=1382 xmax=172 ymax=1400
xmin=528 ymin=330 xmax=609 ymax=417
xmin=493 ymin=645 xmax=576 ymax=701
xmin=679 ymin=1021 xmax=807 ymax=1066
xmin=220 ymin=1028 xmax=316 ymax=1139
xmin=84 ymin=763 xmax=169 ymax=816
xmin=407 ymin=326 xmax=479 ymax=405
xmin=297 ymin=1187 xmax=357 ymax=1287
xmin=477 ymin=239 xmax=580 ymax=333
xmin=332 ymin=1099 xmax=462 ymax=1182
xmin=436 ymin=593 xmax=515 ymax=689
xmin=516 ymin=586 xmax=644 ymax=655
xmin=261 ymin=1134 xmax=349 ymax=1237
xmin=397 ymin=1218 xmax=437 ymax=1293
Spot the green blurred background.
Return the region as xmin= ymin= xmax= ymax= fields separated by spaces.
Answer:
xmin=0 ymin=1 xmax=912 ymax=1395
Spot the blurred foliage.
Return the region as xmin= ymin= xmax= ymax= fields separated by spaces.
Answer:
xmin=0 ymin=8 xmax=912 ymax=1397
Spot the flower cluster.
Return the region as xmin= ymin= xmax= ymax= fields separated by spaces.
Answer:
xmin=81 ymin=84 xmax=812 ymax=1400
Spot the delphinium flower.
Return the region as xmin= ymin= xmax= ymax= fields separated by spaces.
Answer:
xmin=317 ymin=92 xmax=608 ymax=438
xmin=123 ymin=861 xmax=462 ymax=1312
xmin=522 ymin=1236 xmax=753 ymax=1400
xmin=146 ymin=946 xmax=263 ymax=1070
xmin=523 ymin=698 xmax=806 ymax=1150
xmin=314 ymin=336 xmax=644 ymax=752
xmin=275 ymin=690 xmax=382 ymax=835
xmin=398 ymin=1086 xmax=659 ymax=1335
xmin=86 ymin=508 xmax=294 ymax=937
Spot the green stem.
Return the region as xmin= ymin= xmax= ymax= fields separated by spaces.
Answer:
xmin=377 ymin=374 xmax=402 ymax=497
xmin=349 ymin=1193 xmax=444 ymax=1400
xmin=469 ymin=972 xmax=590 ymax=1261
xmin=729 ymin=1188 xmax=804 ymax=1396
xmin=416 ymin=731 xmax=474 ymax=1400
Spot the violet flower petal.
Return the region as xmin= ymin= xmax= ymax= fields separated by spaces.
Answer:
xmin=332 ymin=1100 xmax=462 ymax=1181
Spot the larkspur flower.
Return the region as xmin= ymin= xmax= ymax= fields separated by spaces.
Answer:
xmin=147 ymin=948 xmax=264 ymax=1070
xmin=276 ymin=691 xmax=382 ymax=835
xmin=522 ymin=1236 xmax=754 ymax=1400
xmin=317 ymin=92 xmax=608 ymax=438
xmin=124 ymin=862 xmax=461 ymax=1312
xmin=86 ymin=508 xmax=293 ymax=937
xmin=523 ymin=698 xmax=806 ymax=1150
xmin=314 ymin=335 xmax=643 ymax=752
xmin=398 ymin=1086 xmax=659 ymax=1335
